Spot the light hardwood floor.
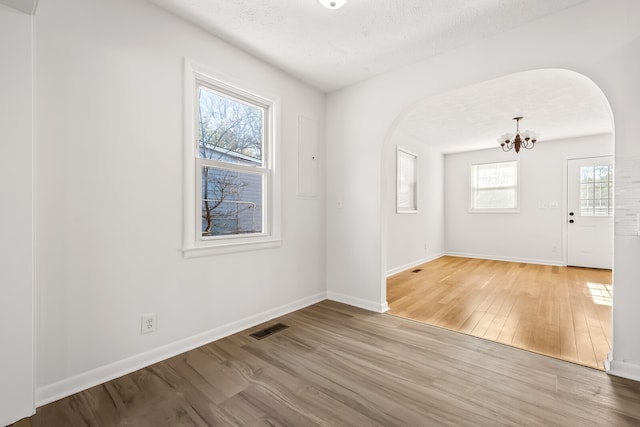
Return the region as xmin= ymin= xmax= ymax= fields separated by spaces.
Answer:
xmin=23 ymin=300 xmax=640 ymax=426
xmin=387 ymin=256 xmax=612 ymax=370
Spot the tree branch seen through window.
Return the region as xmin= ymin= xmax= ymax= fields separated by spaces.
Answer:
xmin=198 ymin=86 xmax=266 ymax=237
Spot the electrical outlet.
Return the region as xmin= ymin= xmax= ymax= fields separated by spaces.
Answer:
xmin=141 ymin=313 xmax=157 ymax=334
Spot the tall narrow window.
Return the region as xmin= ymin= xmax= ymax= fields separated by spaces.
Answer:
xmin=579 ymin=164 xmax=613 ymax=217
xmin=183 ymin=61 xmax=280 ymax=257
xmin=470 ymin=161 xmax=518 ymax=211
xmin=197 ymin=85 xmax=266 ymax=238
xmin=397 ymin=147 xmax=418 ymax=213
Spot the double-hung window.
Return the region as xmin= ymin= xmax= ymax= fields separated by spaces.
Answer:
xmin=470 ymin=160 xmax=519 ymax=212
xmin=183 ymin=61 xmax=280 ymax=257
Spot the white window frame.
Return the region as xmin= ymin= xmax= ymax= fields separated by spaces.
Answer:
xmin=182 ymin=59 xmax=281 ymax=258
xmin=469 ymin=160 xmax=520 ymax=213
xmin=578 ymin=164 xmax=614 ymax=217
xmin=396 ymin=146 xmax=418 ymax=213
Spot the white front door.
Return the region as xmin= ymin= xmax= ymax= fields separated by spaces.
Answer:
xmin=567 ymin=156 xmax=613 ymax=269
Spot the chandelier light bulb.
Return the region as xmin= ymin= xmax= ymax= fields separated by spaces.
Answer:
xmin=319 ymin=0 xmax=347 ymax=9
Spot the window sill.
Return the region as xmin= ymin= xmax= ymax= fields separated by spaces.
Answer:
xmin=182 ymin=238 xmax=282 ymax=258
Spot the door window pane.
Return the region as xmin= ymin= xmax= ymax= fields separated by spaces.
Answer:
xmin=579 ymin=165 xmax=613 ymax=217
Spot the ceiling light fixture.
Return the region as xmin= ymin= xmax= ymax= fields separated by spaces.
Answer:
xmin=319 ymin=0 xmax=347 ymax=9
xmin=498 ymin=116 xmax=538 ymax=153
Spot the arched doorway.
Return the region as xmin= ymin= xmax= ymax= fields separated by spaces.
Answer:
xmin=381 ymin=69 xmax=615 ymax=369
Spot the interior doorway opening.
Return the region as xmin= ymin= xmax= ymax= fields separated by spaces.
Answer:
xmin=381 ymin=69 xmax=615 ymax=370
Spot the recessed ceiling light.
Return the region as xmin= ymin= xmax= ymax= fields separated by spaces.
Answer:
xmin=319 ymin=0 xmax=347 ymax=9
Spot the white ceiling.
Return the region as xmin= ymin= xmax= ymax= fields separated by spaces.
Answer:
xmin=396 ymin=69 xmax=613 ymax=153
xmin=148 ymin=0 xmax=586 ymax=92
xmin=147 ymin=0 xmax=611 ymax=151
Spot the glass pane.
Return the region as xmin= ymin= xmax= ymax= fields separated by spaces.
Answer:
xmin=580 ymin=199 xmax=593 ymax=216
xmin=595 ymin=199 xmax=609 ymax=216
xmin=578 ymin=164 xmax=613 ymax=217
xmin=580 ymin=183 xmax=593 ymax=200
xmin=595 ymin=166 xmax=609 ymax=181
xmin=474 ymin=188 xmax=516 ymax=209
xmin=580 ymin=166 xmax=594 ymax=183
xmin=595 ymin=182 xmax=608 ymax=200
xmin=476 ymin=161 xmax=516 ymax=188
xmin=201 ymin=167 xmax=263 ymax=237
xmin=198 ymin=86 xmax=264 ymax=165
xmin=397 ymin=150 xmax=417 ymax=211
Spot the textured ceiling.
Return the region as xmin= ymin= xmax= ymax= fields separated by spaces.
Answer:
xmin=148 ymin=0 xmax=586 ymax=92
xmin=146 ymin=0 xmax=610 ymax=152
xmin=396 ymin=69 xmax=612 ymax=153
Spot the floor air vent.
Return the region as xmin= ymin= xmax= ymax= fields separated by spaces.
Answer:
xmin=250 ymin=323 xmax=289 ymax=340
xmin=412 ymin=268 xmax=423 ymax=273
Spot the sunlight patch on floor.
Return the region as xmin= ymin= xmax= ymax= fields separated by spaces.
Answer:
xmin=586 ymin=282 xmax=612 ymax=306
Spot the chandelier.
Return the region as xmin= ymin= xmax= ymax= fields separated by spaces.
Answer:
xmin=498 ymin=117 xmax=538 ymax=153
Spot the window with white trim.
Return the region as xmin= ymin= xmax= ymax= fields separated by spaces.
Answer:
xmin=198 ymin=84 xmax=266 ymax=237
xmin=397 ymin=147 xmax=418 ymax=213
xmin=579 ymin=164 xmax=613 ymax=217
xmin=183 ymin=61 xmax=280 ymax=257
xmin=470 ymin=160 xmax=519 ymax=211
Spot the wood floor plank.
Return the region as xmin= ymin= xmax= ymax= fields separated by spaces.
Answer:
xmin=27 ymin=300 xmax=639 ymax=426
xmin=388 ymin=256 xmax=612 ymax=370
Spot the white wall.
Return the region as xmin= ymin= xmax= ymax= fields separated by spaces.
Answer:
xmin=384 ymin=136 xmax=444 ymax=276
xmin=0 ymin=4 xmax=34 ymax=424
xmin=326 ymin=0 xmax=640 ymax=380
xmin=444 ymin=134 xmax=613 ymax=264
xmin=35 ymin=0 xmax=326 ymax=403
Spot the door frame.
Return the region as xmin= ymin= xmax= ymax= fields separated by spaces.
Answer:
xmin=563 ymin=155 xmax=614 ymax=268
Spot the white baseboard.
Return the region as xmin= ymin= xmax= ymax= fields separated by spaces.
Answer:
xmin=444 ymin=251 xmax=564 ymax=267
xmin=326 ymin=291 xmax=389 ymax=313
xmin=605 ymin=353 xmax=640 ymax=382
xmin=35 ymin=292 xmax=327 ymax=407
xmin=386 ymin=252 xmax=445 ymax=277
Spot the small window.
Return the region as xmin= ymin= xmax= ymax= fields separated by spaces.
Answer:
xmin=183 ymin=60 xmax=280 ymax=257
xmin=470 ymin=161 xmax=518 ymax=211
xmin=579 ymin=164 xmax=613 ymax=217
xmin=397 ymin=147 xmax=418 ymax=213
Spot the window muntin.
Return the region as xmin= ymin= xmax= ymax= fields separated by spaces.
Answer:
xmin=579 ymin=164 xmax=613 ymax=217
xmin=470 ymin=161 xmax=518 ymax=211
xmin=197 ymin=83 xmax=268 ymax=239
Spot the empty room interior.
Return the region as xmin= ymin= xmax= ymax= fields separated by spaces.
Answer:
xmin=3 ymin=0 xmax=640 ymax=425
xmin=384 ymin=71 xmax=616 ymax=371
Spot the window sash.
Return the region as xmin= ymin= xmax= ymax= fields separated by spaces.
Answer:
xmin=397 ymin=147 xmax=418 ymax=213
xmin=470 ymin=161 xmax=518 ymax=211
xmin=195 ymin=159 xmax=269 ymax=241
xmin=197 ymin=83 xmax=266 ymax=166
